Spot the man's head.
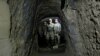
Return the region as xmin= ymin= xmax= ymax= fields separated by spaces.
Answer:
xmin=49 ymin=18 xmax=52 ymax=23
xmin=55 ymin=19 xmax=59 ymax=23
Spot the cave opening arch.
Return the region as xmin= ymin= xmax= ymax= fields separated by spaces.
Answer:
xmin=30 ymin=2 xmax=75 ymax=56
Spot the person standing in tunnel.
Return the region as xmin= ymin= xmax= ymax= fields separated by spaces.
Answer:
xmin=45 ymin=18 xmax=55 ymax=48
xmin=53 ymin=19 xmax=61 ymax=48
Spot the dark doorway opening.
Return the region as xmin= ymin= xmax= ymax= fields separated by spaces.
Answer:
xmin=37 ymin=17 xmax=66 ymax=53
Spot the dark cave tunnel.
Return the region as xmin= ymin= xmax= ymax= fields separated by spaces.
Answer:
xmin=8 ymin=0 xmax=79 ymax=56
xmin=31 ymin=1 xmax=75 ymax=55
xmin=7 ymin=0 xmax=100 ymax=56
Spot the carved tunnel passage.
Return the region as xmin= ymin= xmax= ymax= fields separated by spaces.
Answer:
xmin=31 ymin=1 xmax=75 ymax=55
xmin=8 ymin=0 xmax=81 ymax=56
xmin=8 ymin=0 xmax=100 ymax=56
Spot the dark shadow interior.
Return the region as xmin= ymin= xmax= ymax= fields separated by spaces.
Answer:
xmin=38 ymin=32 xmax=66 ymax=48
xmin=37 ymin=17 xmax=66 ymax=53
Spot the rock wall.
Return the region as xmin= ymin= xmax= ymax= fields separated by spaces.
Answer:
xmin=64 ymin=0 xmax=100 ymax=56
xmin=8 ymin=0 xmax=37 ymax=56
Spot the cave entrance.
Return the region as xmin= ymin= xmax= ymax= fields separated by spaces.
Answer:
xmin=37 ymin=17 xmax=66 ymax=53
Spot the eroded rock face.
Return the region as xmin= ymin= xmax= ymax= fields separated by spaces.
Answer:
xmin=64 ymin=0 xmax=100 ymax=56
xmin=8 ymin=0 xmax=37 ymax=56
xmin=8 ymin=0 xmax=100 ymax=56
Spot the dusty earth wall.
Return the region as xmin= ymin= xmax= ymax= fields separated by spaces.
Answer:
xmin=8 ymin=0 xmax=37 ymax=56
xmin=8 ymin=0 xmax=100 ymax=56
xmin=64 ymin=0 xmax=100 ymax=56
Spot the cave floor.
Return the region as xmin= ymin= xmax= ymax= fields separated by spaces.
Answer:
xmin=38 ymin=44 xmax=67 ymax=56
xmin=38 ymin=52 xmax=67 ymax=56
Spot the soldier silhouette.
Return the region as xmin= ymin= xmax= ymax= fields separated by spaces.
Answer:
xmin=53 ymin=19 xmax=61 ymax=48
xmin=44 ymin=18 xmax=55 ymax=48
